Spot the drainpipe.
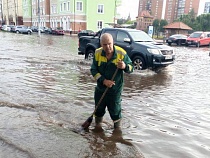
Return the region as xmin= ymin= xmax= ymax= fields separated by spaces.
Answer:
xmin=38 ymin=0 xmax=40 ymax=36
xmin=74 ymin=0 xmax=75 ymax=33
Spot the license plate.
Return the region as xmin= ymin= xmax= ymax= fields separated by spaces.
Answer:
xmin=165 ymin=55 xmax=172 ymax=59
xmin=188 ymin=42 xmax=191 ymax=44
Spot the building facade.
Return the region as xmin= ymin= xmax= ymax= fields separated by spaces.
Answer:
xmin=136 ymin=10 xmax=153 ymax=31
xmin=137 ymin=0 xmax=201 ymax=24
xmin=22 ymin=0 xmax=119 ymax=32
xmin=2 ymin=0 xmax=23 ymax=25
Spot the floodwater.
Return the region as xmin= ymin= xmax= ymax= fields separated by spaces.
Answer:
xmin=0 ymin=31 xmax=210 ymax=158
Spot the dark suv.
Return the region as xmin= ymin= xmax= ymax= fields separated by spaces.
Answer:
xmin=78 ymin=28 xmax=175 ymax=70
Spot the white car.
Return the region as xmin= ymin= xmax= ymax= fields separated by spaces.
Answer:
xmin=1 ymin=25 xmax=14 ymax=31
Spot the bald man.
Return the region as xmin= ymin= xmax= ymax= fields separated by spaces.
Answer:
xmin=90 ymin=33 xmax=133 ymax=129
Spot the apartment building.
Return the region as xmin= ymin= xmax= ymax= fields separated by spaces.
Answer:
xmin=2 ymin=0 xmax=23 ymax=25
xmin=137 ymin=0 xmax=201 ymax=24
xmin=22 ymin=0 xmax=118 ymax=32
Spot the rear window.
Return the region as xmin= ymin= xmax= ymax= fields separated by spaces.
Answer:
xmin=103 ymin=30 xmax=116 ymax=39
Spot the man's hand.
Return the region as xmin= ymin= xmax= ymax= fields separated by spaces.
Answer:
xmin=117 ymin=59 xmax=126 ymax=69
xmin=103 ymin=79 xmax=115 ymax=88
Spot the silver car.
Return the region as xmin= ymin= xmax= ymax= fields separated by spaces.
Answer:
xmin=12 ymin=25 xmax=32 ymax=34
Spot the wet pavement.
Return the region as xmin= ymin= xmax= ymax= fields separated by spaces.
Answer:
xmin=0 ymin=31 xmax=210 ymax=158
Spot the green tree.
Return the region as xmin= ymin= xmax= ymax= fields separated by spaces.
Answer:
xmin=159 ymin=20 xmax=168 ymax=32
xmin=152 ymin=19 xmax=160 ymax=36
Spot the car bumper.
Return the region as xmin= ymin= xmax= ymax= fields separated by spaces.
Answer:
xmin=152 ymin=55 xmax=175 ymax=66
xmin=186 ymin=41 xmax=198 ymax=45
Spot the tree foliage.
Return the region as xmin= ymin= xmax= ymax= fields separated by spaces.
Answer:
xmin=152 ymin=19 xmax=168 ymax=37
xmin=177 ymin=9 xmax=210 ymax=31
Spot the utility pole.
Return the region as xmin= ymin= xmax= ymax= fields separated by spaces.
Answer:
xmin=74 ymin=0 xmax=75 ymax=34
xmin=38 ymin=0 xmax=40 ymax=36
xmin=7 ymin=0 xmax=9 ymax=24
xmin=14 ymin=0 xmax=17 ymax=25
xmin=0 ymin=2 xmax=3 ymax=25
xmin=114 ymin=0 xmax=117 ymax=28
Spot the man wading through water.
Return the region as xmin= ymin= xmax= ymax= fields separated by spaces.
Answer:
xmin=90 ymin=33 xmax=134 ymax=129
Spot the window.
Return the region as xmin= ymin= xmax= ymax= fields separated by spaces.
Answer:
xmin=98 ymin=4 xmax=104 ymax=13
xmin=54 ymin=6 xmax=57 ymax=13
xmin=67 ymin=2 xmax=70 ymax=11
xmin=97 ymin=21 xmax=103 ymax=29
xmin=77 ymin=2 xmax=82 ymax=11
xmin=33 ymin=8 xmax=36 ymax=15
xmin=64 ymin=2 xmax=66 ymax=11
xmin=60 ymin=3 xmax=62 ymax=11
xmin=51 ymin=6 xmax=53 ymax=14
xmin=117 ymin=31 xmax=129 ymax=42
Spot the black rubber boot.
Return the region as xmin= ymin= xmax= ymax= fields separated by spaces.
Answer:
xmin=95 ymin=117 xmax=103 ymax=125
xmin=114 ymin=120 xmax=121 ymax=129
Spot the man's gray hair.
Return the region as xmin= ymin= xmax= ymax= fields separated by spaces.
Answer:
xmin=100 ymin=33 xmax=113 ymax=43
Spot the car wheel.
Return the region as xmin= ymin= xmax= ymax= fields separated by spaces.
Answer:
xmin=168 ymin=42 xmax=172 ymax=46
xmin=85 ymin=49 xmax=95 ymax=60
xmin=28 ymin=31 xmax=31 ymax=35
xmin=16 ymin=30 xmax=20 ymax=34
xmin=132 ymin=56 xmax=146 ymax=70
xmin=196 ymin=42 xmax=200 ymax=47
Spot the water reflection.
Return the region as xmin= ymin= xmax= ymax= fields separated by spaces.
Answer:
xmin=124 ymin=70 xmax=172 ymax=94
xmin=85 ymin=126 xmax=144 ymax=158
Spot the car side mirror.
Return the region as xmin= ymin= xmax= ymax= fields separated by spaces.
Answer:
xmin=124 ymin=38 xmax=131 ymax=43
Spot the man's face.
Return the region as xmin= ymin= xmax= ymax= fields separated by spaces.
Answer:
xmin=101 ymin=36 xmax=114 ymax=54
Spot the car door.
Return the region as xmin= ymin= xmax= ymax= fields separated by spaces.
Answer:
xmin=114 ymin=31 xmax=133 ymax=54
xmin=199 ymin=33 xmax=205 ymax=46
xmin=206 ymin=33 xmax=210 ymax=46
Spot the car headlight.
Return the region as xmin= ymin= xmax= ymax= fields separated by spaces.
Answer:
xmin=147 ymin=48 xmax=161 ymax=55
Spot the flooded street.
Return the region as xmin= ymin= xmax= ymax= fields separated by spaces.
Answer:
xmin=0 ymin=31 xmax=210 ymax=158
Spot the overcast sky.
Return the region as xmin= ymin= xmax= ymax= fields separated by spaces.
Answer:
xmin=117 ymin=0 xmax=139 ymax=20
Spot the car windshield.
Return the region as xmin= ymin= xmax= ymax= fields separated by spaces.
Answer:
xmin=189 ymin=33 xmax=202 ymax=38
xmin=128 ymin=31 xmax=154 ymax=42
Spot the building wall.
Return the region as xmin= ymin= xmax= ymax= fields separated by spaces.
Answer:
xmin=22 ymin=0 xmax=32 ymax=26
xmin=2 ymin=0 xmax=23 ymax=25
xmin=2 ymin=0 xmax=119 ymax=32
xmin=184 ymin=0 xmax=200 ymax=15
xmin=150 ymin=0 xmax=163 ymax=20
xmin=86 ymin=0 xmax=116 ymax=32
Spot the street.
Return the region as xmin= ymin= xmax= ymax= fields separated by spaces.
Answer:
xmin=0 ymin=31 xmax=210 ymax=158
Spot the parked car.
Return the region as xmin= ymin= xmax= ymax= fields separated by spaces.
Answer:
xmin=11 ymin=25 xmax=32 ymax=34
xmin=78 ymin=30 xmax=95 ymax=38
xmin=44 ymin=27 xmax=52 ymax=34
xmin=1 ymin=25 xmax=15 ymax=32
xmin=52 ymin=27 xmax=64 ymax=35
xmin=166 ymin=34 xmax=188 ymax=46
xmin=31 ymin=26 xmax=38 ymax=32
xmin=186 ymin=31 xmax=210 ymax=47
xmin=30 ymin=26 xmax=45 ymax=33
